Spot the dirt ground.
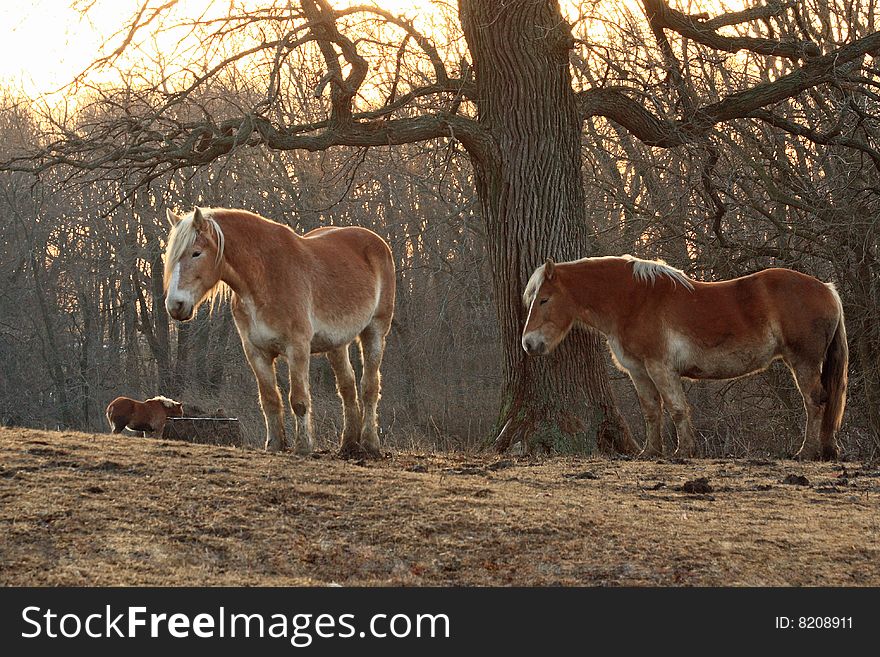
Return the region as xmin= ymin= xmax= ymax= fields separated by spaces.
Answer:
xmin=1 ymin=426 xmax=878 ymax=586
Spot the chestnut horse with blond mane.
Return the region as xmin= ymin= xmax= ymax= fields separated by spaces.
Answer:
xmin=522 ymin=255 xmax=847 ymax=460
xmin=106 ymin=396 xmax=183 ymax=436
xmin=163 ymin=207 xmax=395 ymax=457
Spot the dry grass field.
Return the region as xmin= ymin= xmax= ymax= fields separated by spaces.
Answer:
xmin=1 ymin=426 xmax=878 ymax=586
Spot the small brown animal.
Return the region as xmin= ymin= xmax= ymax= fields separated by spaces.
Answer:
xmin=105 ymin=396 xmax=184 ymax=436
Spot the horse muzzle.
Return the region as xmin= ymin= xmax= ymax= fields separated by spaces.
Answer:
xmin=166 ymin=300 xmax=194 ymax=321
xmin=522 ymin=334 xmax=548 ymax=356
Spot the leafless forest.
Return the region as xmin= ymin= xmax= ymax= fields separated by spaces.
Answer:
xmin=0 ymin=0 xmax=878 ymax=458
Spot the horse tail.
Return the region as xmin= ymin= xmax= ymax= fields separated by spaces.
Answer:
xmin=821 ymin=284 xmax=848 ymax=448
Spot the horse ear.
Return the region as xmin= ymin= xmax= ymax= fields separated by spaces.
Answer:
xmin=192 ymin=206 xmax=206 ymax=231
xmin=544 ymin=258 xmax=556 ymax=281
xmin=166 ymin=208 xmax=182 ymax=227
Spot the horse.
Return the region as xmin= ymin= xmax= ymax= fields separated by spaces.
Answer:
xmin=521 ymin=255 xmax=847 ymax=460
xmin=106 ymin=396 xmax=184 ymax=436
xmin=163 ymin=207 xmax=395 ymax=457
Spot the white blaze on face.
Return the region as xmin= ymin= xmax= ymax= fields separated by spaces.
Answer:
xmin=521 ymin=294 xmax=537 ymax=352
xmin=521 ymin=294 xmax=550 ymax=354
xmin=165 ymin=262 xmax=195 ymax=313
xmin=521 ymin=265 xmax=550 ymax=353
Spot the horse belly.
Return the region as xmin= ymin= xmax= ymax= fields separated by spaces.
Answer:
xmin=128 ymin=422 xmax=155 ymax=432
xmin=310 ymin=314 xmax=368 ymax=353
xmin=674 ymin=334 xmax=779 ymax=380
xmin=248 ymin=327 xmax=286 ymax=353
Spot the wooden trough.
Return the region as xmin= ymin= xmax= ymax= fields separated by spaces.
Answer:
xmin=160 ymin=416 xmax=243 ymax=447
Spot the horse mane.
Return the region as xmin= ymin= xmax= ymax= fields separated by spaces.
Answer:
xmin=523 ymin=264 xmax=546 ymax=307
xmin=163 ymin=208 xmax=230 ymax=307
xmin=146 ymin=395 xmax=180 ymax=408
xmin=523 ymin=254 xmax=693 ymax=307
xmin=623 ymin=254 xmax=694 ymax=291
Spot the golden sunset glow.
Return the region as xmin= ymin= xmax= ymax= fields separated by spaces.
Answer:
xmin=0 ymin=1 xmax=442 ymax=96
xmin=0 ymin=0 xmax=769 ymax=104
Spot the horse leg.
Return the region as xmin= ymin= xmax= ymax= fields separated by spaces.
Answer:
xmin=645 ymin=362 xmax=696 ymax=457
xmin=789 ymin=361 xmax=825 ymax=460
xmin=286 ymin=342 xmax=313 ymax=455
xmin=108 ymin=416 xmax=125 ymax=434
xmin=628 ymin=366 xmax=664 ymax=457
xmin=147 ymin=418 xmax=164 ymax=439
xmin=357 ymin=323 xmax=386 ymax=458
xmin=243 ymin=343 xmax=286 ymax=451
xmin=327 ymin=344 xmax=363 ymax=456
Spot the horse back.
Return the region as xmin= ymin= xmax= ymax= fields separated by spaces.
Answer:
xmin=657 ymin=268 xmax=833 ymax=335
xmin=304 ymin=225 xmax=393 ymax=268
xmin=106 ymin=396 xmax=135 ymax=420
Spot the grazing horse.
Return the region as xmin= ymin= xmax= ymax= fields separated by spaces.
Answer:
xmin=163 ymin=207 xmax=395 ymax=457
xmin=521 ymin=255 xmax=847 ymax=460
xmin=106 ymin=396 xmax=183 ymax=436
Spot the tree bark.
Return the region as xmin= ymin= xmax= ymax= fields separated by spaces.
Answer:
xmin=29 ymin=247 xmax=74 ymax=427
xmin=172 ymin=319 xmax=191 ymax=398
xmin=459 ymin=0 xmax=638 ymax=454
xmin=135 ymin=245 xmax=173 ymax=393
xmin=207 ymin=309 xmax=233 ymax=395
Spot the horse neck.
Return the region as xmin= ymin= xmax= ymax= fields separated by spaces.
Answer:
xmin=565 ymin=258 xmax=637 ymax=337
xmin=214 ymin=213 xmax=304 ymax=301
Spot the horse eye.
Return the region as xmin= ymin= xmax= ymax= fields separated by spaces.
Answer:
xmin=539 ymin=298 xmax=549 ymax=305
xmin=192 ymin=251 xmax=202 ymax=258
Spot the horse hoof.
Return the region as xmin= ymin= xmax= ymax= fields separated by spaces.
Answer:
xmin=794 ymin=444 xmax=821 ymax=461
xmin=340 ymin=431 xmax=361 ymax=447
xmin=265 ymin=433 xmax=288 ymax=452
xmin=338 ymin=442 xmax=364 ymax=460
xmin=674 ymin=443 xmax=695 ymax=458
xmin=338 ymin=442 xmax=381 ymax=460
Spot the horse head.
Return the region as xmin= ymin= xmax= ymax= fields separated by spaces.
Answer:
xmin=163 ymin=206 xmax=225 ymax=321
xmin=521 ymin=258 xmax=577 ymax=356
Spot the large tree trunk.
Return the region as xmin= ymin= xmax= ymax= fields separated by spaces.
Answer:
xmin=207 ymin=309 xmax=234 ymax=395
xmin=459 ymin=0 xmax=638 ymax=454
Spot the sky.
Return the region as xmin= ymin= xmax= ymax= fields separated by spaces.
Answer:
xmin=0 ymin=1 xmax=134 ymax=95
xmin=0 ymin=1 xmax=740 ymax=98
xmin=0 ymin=0 xmax=440 ymax=97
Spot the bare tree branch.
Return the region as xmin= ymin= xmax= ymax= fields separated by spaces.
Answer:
xmin=749 ymin=108 xmax=880 ymax=171
xmin=641 ymin=0 xmax=820 ymax=60
xmin=301 ymin=0 xmax=368 ymax=125
xmin=703 ymin=1 xmax=792 ymax=31
xmin=579 ymin=31 xmax=880 ymax=146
